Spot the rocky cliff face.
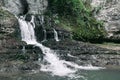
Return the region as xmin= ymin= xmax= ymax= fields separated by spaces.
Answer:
xmin=0 ymin=8 xmax=23 ymax=53
xmin=1 ymin=0 xmax=48 ymax=15
xmin=91 ymin=0 xmax=120 ymax=40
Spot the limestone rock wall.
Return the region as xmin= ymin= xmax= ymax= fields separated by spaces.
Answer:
xmin=91 ymin=0 xmax=120 ymax=40
xmin=1 ymin=0 xmax=48 ymax=15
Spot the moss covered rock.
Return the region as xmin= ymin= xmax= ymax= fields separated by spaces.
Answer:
xmin=0 ymin=8 xmax=25 ymax=53
xmin=0 ymin=8 xmax=19 ymax=37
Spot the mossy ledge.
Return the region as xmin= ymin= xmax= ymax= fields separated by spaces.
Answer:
xmin=46 ymin=0 xmax=106 ymax=43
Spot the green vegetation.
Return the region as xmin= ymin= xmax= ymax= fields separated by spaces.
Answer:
xmin=0 ymin=8 xmax=20 ymax=39
xmin=95 ymin=42 xmax=120 ymax=51
xmin=0 ymin=8 xmax=14 ymax=18
xmin=47 ymin=0 xmax=106 ymax=42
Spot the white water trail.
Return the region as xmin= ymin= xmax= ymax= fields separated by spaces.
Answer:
xmin=18 ymin=16 xmax=75 ymax=76
xmin=30 ymin=15 xmax=35 ymax=28
xmin=18 ymin=16 xmax=105 ymax=77
xmin=22 ymin=46 xmax=26 ymax=54
xmin=41 ymin=15 xmax=44 ymax=25
xmin=18 ymin=16 xmax=36 ymax=44
xmin=53 ymin=29 xmax=59 ymax=42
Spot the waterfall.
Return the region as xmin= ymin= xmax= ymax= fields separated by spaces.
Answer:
xmin=18 ymin=16 xmax=75 ymax=76
xmin=41 ymin=15 xmax=44 ymax=25
xmin=18 ymin=15 xmax=104 ymax=77
xmin=53 ymin=29 xmax=59 ymax=42
xmin=22 ymin=46 xmax=26 ymax=54
xmin=18 ymin=16 xmax=36 ymax=44
xmin=30 ymin=15 xmax=35 ymax=28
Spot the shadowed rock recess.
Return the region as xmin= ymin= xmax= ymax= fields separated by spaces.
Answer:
xmin=20 ymin=0 xmax=29 ymax=14
xmin=0 ymin=0 xmax=120 ymax=75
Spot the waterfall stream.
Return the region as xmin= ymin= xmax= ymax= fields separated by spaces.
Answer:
xmin=30 ymin=15 xmax=35 ymax=28
xmin=53 ymin=29 xmax=59 ymax=42
xmin=18 ymin=15 xmax=104 ymax=77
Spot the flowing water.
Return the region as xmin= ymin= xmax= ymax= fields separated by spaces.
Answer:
xmin=0 ymin=69 xmax=120 ymax=80
xmin=2 ymin=0 xmax=120 ymax=80
xmin=17 ymin=15 xmax=105 ymax=79
xmin=53 ymin=29 xmax=59 ymax=42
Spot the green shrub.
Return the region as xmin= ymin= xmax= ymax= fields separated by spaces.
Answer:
xmin=47 ymin=0 xmax=106 ymax=42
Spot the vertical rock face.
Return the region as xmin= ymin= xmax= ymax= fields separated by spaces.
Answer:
xmin=1 ymin=0 xmax=23 ymax=15
xmin=0 ymin=8 xmax=24 ymax=53
xmin=0 ymin=0 xmax=48 ymax=42
xmin=0 ymin=9 xmax=18 ymax=37
xmin=91 ymin=0 xmax=120 ymax=39
xmin=26 ymin=0 xmax=48 ymax=14
xmin=1 ymin=0 xmax=48 ymax=15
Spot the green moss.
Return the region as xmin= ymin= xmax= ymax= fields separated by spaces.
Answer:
xmin=0 ymin=8 xmax=14 ymax=18
xmin=0 ymin=8 xmax=21 ymax=40
xmin=9 ymin=53 xmax=29 ymax=61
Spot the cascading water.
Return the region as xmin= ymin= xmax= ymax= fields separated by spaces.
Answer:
xmin=17 ymin=16 xmax=36 ymax=44
xmin=30 ymin=15 xmax=35 ymax=28
xmin=22 ymin=46 xmax=26 ymax=54
xmin=40 ymin=15 xmax=44 ymax=25
xmin=18 ymin=16 xmax=75 ymax=76
xmin=53 ymin=29 xmax=59 ymax=41
xmin=18 ymin=15 xmax=104 ymax=77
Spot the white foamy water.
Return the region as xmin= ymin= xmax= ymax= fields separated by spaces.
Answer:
xmin=18 ymin=16 xmax=36 ymax=44
xmin=30 ymin=15 xmax=35 ymax=28
xmin=18 ymin=16 xmax=74 ymax=76
xmin=53 ymin=29 xmax=59 ymax=42
xmin=18 ymin=16 xmax=104 ymax=77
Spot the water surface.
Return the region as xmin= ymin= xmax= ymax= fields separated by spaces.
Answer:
xmin=0 ymin=69 xmax=120 ymax=80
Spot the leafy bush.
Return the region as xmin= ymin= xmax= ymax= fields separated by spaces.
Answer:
xmin=48 ymin=0 xmax=106 ymax=42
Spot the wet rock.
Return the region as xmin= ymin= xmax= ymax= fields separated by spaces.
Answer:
xmin=19 ymin=62 xmax=40 ymax=71
xmin=0 ymin=9 xmax=19 ymax=36
xmin=26 ymin=0 xmax=48 ymax=14
xmin=43 ymin=40 xmax=120 ymax=67
xmin=0 ymin=8 xmax=26 ymax=54
xmin=56 ymin=27 xmax=72 ymax=40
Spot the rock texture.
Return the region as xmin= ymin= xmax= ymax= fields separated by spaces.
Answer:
xmin=43 ymin=40 xmax=120 ymax=68
xmin=0 ymin=8 xmax=24 ymax=53
xmin=91 ymin=0 xmax=120 ymax=40
xmin=26 ymin=0 xmax=48 ymax=14
xmin=1 ymin=0 xmax=23 ymax=15
xmin=1 ymin=0 xmax=48 ymax=15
